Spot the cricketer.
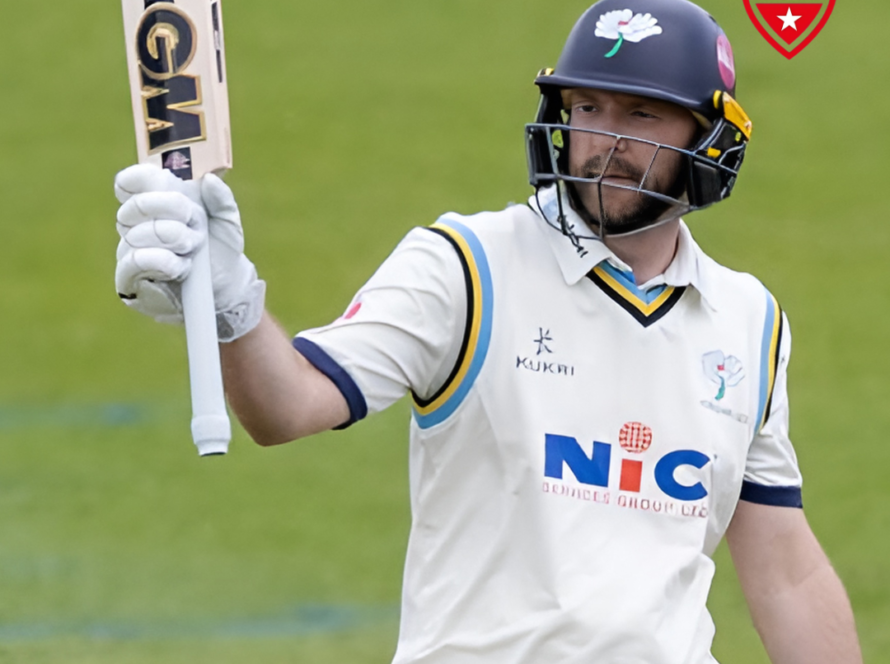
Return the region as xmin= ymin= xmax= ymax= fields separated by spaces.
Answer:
xmin=112 ymin=0 xmax=863 ymax=661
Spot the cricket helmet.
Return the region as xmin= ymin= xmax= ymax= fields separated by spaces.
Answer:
xmin=526 ymin=0 xmax=753 ymax=236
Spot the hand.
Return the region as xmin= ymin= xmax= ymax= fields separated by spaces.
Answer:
xmin=114 ymin=164 xmax=266 ymax=342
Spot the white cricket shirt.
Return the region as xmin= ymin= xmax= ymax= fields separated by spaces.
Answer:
xmin=295 ymin=185 xmax=802 ymax=664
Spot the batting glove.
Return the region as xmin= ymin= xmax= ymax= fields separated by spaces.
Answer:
xmin=114 ymin=164 xmax=266 ymax=342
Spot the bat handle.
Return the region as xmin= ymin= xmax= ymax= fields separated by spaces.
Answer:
xmin=180 ymin=236 xmax=231 ymax=456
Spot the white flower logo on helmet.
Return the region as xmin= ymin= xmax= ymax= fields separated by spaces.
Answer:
xmin=595 ymin=9 xmax=663 ymax=58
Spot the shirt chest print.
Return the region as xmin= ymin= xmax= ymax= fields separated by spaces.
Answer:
xmin=516 ymin=328 xmax=577 ymax=377
xmin=700 ymin=350 xmax=749 ymax=424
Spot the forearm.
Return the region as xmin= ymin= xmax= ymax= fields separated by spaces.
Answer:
xmin=727 ymin=502 xmax=862 ymax=664
xmin=221 ymin=311 xmax=350 ymax=445
xmin=746 ymin=555 xmax=862 ymax=664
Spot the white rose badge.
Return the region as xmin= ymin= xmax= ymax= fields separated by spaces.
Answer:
xmin=595 ymin=10 xmax=663 ymax=58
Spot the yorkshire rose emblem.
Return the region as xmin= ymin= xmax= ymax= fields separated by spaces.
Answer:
xmin=595 ymin=10 xmax=663 ymax=58
xmin=702 ymin=350 xmax=745 ymax=401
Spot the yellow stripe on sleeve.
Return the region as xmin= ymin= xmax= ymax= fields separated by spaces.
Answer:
xmin=412 ymin=222 xmax=484 ymax=416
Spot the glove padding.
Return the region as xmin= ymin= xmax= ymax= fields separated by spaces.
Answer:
xmin=114 ymin=164 xmax=265 ymax=342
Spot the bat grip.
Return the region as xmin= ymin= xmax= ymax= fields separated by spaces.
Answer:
xmin=180 ymin=237 xmax=231 ymax=456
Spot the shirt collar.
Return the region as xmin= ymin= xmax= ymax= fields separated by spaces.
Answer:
xmin=528 ymin=186 xmax=719 ymax=310
xmin=657 ymin=221 xmax=719 ymax=311
xmin=529 ymin=185 xmax=614 ymax=285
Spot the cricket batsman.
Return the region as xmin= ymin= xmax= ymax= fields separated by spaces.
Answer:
xmin=113 ymin=0 xmax=863 ymax=661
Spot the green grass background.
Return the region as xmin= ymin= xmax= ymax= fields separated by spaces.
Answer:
xmin=0 ymin=0 xmax=886 ymax=661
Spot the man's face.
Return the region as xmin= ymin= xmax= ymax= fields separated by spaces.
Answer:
xmin=563 ymin=88 xmax=700 ymax=233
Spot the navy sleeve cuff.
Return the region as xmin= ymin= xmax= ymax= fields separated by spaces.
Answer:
xmin=739 ymin=480 xmax=803 ymax=508
xmin=293 ymin=337 xmax=368 ymax=430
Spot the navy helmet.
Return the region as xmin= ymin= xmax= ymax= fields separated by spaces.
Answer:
xmin=526 ymin=0 xmax=752 ymax=236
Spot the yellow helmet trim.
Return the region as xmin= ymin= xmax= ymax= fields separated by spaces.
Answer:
xmin=714 ymin=91 xmax=753 ymax=140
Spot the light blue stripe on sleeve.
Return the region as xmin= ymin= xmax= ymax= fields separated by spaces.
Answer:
xmin=754 ymin=288 xmax=777 ymax=432
xmin=413 ymin=217 xmax=494 ymax=429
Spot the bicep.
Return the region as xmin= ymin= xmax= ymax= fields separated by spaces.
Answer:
xmin=296 ymin=227 xmax=467 ymax=415
xmin=222 ymin=312 xmax=352 ymax=445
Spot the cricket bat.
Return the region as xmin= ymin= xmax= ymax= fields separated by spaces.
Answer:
xmin=122 ymin=0 xmax=233 ymax=456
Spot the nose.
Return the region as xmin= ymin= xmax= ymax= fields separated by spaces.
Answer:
xmin=572 ymin=129 xmax=630 ymax=165
xmin=570 ymin=109 xmax=630 ymax=152
xmin=574 ymin=116 xmax=629 ymax=144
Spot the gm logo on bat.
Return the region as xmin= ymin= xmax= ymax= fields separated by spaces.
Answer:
xmin=544 ymin=423 xmax=711 ymax=501
xmin=136 ymin=3 xmax=206 ymax=154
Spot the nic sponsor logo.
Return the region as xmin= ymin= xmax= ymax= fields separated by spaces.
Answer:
xmin=516 ymin=328 xmax=576 ymax=377
xmin=542 ymin=423 xmax=711 ymax=517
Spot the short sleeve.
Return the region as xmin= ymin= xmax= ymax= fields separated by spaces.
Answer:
xmin=741 ymin=311 xmax=803 ymax=507
xmin=294 ymin=227 xmax=467 ymax=423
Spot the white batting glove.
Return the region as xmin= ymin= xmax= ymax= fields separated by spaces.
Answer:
xmin=114 ymin=164 xmax=266 ymax=342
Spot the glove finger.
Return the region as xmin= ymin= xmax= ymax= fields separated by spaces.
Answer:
xmin=115 ymin=247 xmax=191 ymax=297
xmin=117 ymin=191 xmax=206 ymax=233
xmin=120 ymin=280 xmax=184 ymax=324
xmin=114 ymin=164 xmax=202 ymax=204
xmin=119 ymin=220 xmax=205 ymax=256
xmin=201 ymin=173 xmax=240 ymax=223
xmin=115 ymin=164 xmax=185 ymax=203
xmin=202 ymin=173 xmax=245 ymax=253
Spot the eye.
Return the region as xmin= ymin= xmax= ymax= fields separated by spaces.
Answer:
xmin=631 ymin=110 xmax=658 ymax=119
xmin=575 ymin=104 xmax=597 ymax=113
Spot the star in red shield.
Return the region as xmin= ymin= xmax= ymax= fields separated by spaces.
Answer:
xmin=744 ymin=0 xmax=835 ymax=59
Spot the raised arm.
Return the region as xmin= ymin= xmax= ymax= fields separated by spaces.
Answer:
xmin=114 ymin=165 xmax=465 ymax=448
xmin=725 ymin=501 xmax=862 ymax=664
xmin=220 ymin=312 xmax=349 ymax=445
xmin=114 ymin=164 xmax=349 ymax=446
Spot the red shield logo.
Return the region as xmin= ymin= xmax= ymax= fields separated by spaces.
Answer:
xmin=744 ymin=1 xmax=835 ymax=59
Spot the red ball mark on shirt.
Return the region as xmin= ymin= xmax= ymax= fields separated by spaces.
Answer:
xmin=343 ymin=301 xmax=362 ymax=320
xmin=619 ymin=422 xmax=653 ymax=454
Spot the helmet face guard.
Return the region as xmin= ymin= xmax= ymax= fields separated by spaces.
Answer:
xmin=526 ymin=0 xmax=752 ymax=238
xmin=526 ymin=88 xmax=752 ymax=237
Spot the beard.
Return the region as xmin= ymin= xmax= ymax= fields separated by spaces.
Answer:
xmin=566 ymin=153 xmax=688 ymax=236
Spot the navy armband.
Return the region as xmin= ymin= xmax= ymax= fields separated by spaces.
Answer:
xmin=739 ymin=480 xmax=802 ymax=508
xmin=293 ymin=337 xmax=368 ymax=429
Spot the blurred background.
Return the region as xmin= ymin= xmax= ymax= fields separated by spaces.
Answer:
xmin=0 ymin=0 xmax=886 ymax=661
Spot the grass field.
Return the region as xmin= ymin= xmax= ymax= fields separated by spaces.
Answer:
xmin=0 ymin=0 xmax=887 ymax=661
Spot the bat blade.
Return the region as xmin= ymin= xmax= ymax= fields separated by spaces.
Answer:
xmin=122 ymin=0 xmax=233 ymax=456
xmin=122 ymin=0 xmax=232 ymax=179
